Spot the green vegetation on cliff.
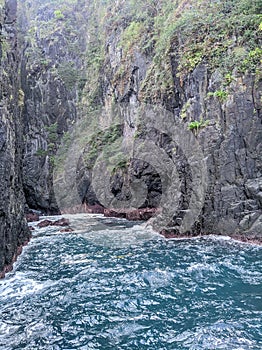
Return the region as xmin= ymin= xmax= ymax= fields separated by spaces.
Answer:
xmin=21 ymin=0 xmax=87 ymax=93
xmin=81 ymin=0 xmax=262 ymax=102
xmin=116 ymin=0 xmax=261 ymax=101
xmin=17 ymin=0 xmax=262 ymax=226
xmin=20 ymin=0 xmax=261 ymax=110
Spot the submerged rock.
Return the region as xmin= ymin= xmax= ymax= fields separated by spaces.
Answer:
xmin=37 ymin=220 xmax=53 ymax=228
xmin=37 ymin=217 xmax=70 ymax=228
xmin=52 ymin=218 xmax=70 ymax=227
xmin=60 ymin=228 xmax=74 ymax=233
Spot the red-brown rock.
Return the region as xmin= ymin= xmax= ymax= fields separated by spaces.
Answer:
xmin=104 ymin=207 xmax=160 ymax=221
xmin=28 ymin=226 xmax=35 ymax=231
xmin=160 ymin=229 xmax=180 ymax=238
xmin=126 ymin=210 xmax=141 ymax=221
xmin=140 ymin=208 xmax=158 ymax=220
xmin=37 ymin=219 xmax=53 ymax=228
xmin=26 ymin=212 xmax=39 ymax=222
xmin=60 ymin=228 xmax=74 ymax=233
xmin=0 ymin=239 xmax=30 ymax=279
xmin=104 ymin=209 xmax=127 ymax=219
xmin=51 ymin=218 xmax=70 ymax=227
xmin=87 ymin=204 xmax=105 ymax=214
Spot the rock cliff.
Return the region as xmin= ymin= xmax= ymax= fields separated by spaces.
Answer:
xmin=54 ymin=0 xmax=261 ymax=241
xmin=0 ymin=0 xmax=260 ymax=263
xmin=0 ymin=0 xmax=30 ymax=277
xmin=19 ymin=0 xmax=89 ymax=213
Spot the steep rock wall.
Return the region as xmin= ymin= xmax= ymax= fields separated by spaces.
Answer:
xmin=75 ymin=0 xmax=262 ymax=241
xmin=18 ymin=0 xmax=89 ymax=213
xmin=181 ymin=67 xmax=261 ymax=240
xmin=17 ymin=0 xmax=261 ymax=241
xmin=0 ymin=0 xmax=30 ymax=277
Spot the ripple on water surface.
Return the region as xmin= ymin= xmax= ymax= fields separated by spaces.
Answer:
xmin=0 ymin=214 xmax=261 ymax=349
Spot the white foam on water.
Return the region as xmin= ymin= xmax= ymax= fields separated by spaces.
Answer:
xmin=0 ymin=212 xmax=261 ymax=350
xmin=61 ymin=253 xmax=94 ymax=266
xmin=79 ymin=223 xmax=162 ymax=248
xmin=0 ymin=272 xmax=54 ymax=300
xmin=187 ymin=262 xmax=218 ymax=273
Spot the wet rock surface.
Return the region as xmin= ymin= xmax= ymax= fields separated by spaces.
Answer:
xmin=0 ymin=0 xmax=31 ymax=278
xmin=104 ymin=208 xmax=160 ymax=221
xmin=37 ymin=217 xmax=70 ymax=228
xmin=37 ymin=220 xmax=53 ymax=228
xmin=19 ymin=0 xmax=88 ymax=213
xmin=25 ymin=211 xmax=40 ymax=222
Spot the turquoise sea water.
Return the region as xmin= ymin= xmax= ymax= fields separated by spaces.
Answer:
xmin=0 ymin=214 xmax=261 ymax=349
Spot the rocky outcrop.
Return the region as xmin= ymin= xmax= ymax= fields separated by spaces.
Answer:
xmin=196 ymin=72 xmax=261 ymax=241
xmin=104 ymin=208 xmax=160 ymax=221
xmin=37 ymin=217 xmax=70 ymax=228
xmin=0 ymin=0 xmax=30 ymax=278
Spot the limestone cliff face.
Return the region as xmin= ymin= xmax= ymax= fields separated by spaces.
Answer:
xmin=16 ymin=0 xmax=261 ymax=241
xmin=0 ymin=0 xmax=30 ymax=277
